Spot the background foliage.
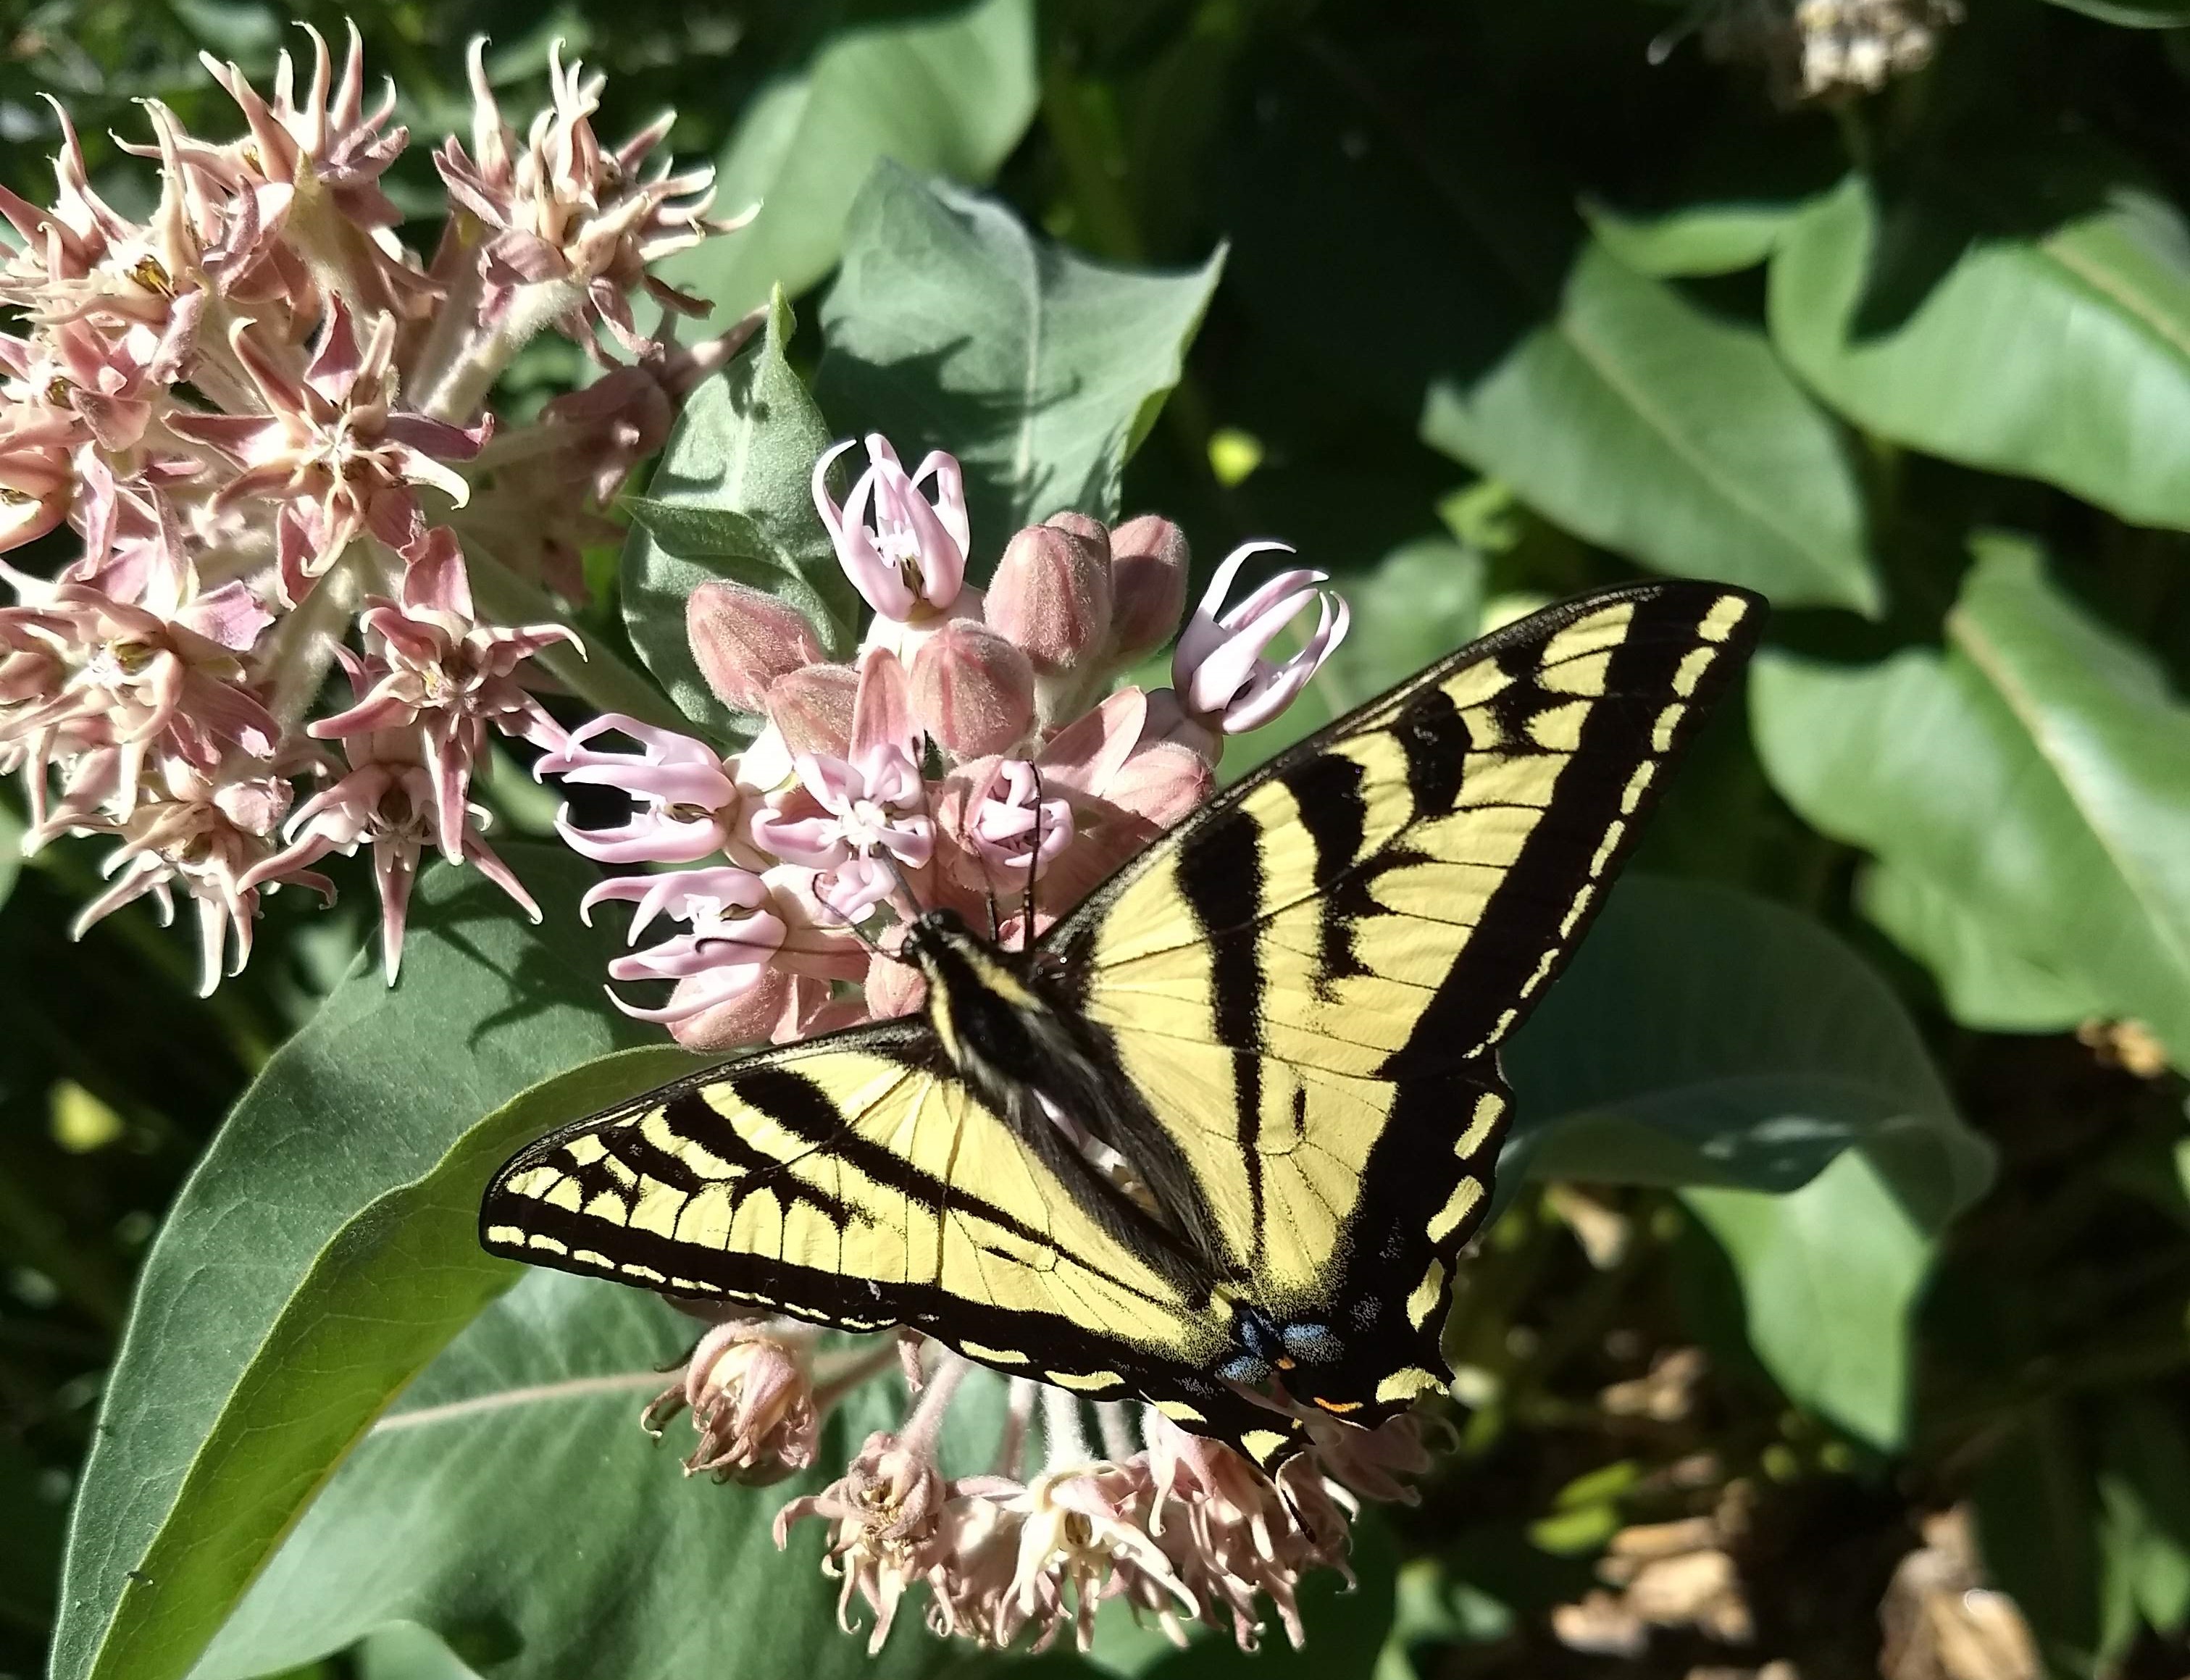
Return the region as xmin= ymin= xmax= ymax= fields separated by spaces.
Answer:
xmin=7 ymin=1 xmax=2190 ymax=1677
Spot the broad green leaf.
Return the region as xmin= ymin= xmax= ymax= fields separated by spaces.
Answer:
xmin=195 ymin=1273 xmax=980 ymax=1680
xmin=1225 ymin=56 xmax=1878 ymax=613
xmin=1975 ymin=1405 xmax=2105 ymax=1676
xmin=623 ymin=289 xmax=855 ymax=738
xmin=2044 ymin=0 xmax=2190 ymax=21
xmin=1753 ymin=534 xmax=2190 ymax=1067
xmin=52 ymin=851 xmax=672 ymax=1680
xmin=1506 ymin=875 xmax=1989 ymax=1232
xmin=1580 ymin=196 xmax=1795 ymax=278
xmin=652 ymin=0 xmax=1037 ymax=319
xmin=1503 ymin=874 xmax=1986 ymax=1447
xmin=1682 ymin=1150 xmax=1929 ymax=1448
xmin=1771 ymin=159 xmax=2190 ymax=530
xmin=2098 ymin=1397 xmax=2190 ymax=1641
xmin=1857 ymin=861 xmax=2101 ymax=1032
xmin=816 ymin=162 xmax=1225 ymax=551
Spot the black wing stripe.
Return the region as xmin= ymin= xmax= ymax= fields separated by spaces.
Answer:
xmin=653 ymin=1090 xmax=862 ymax=1228
xmin=725 ymin=1065 xmax=1069 ymax=1261
xmin=1177 ymin=809 xmax=1270 ymax=1274
xmin=1382 ymin=590 xmax=1749 ymax=1077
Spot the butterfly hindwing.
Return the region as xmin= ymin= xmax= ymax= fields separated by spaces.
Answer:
xmin=477 ymin=1023 xmax=1294 ymax=1451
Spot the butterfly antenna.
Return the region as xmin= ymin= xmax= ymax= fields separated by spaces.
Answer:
xmin=810 ymin=891 xmax=893 ymax=963
xmin=1019 ymin=766 xmax=1046 ymax=955
xmin=877 ymin=849 xmax=926 ymax=929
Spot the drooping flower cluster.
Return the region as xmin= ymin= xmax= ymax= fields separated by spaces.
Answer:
xmin=544 ymin=429 xmax=1409 ymax=1651
xmin=0 ymin=28 xmax=749 ymax=990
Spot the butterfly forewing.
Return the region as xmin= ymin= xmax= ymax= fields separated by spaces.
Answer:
xmin=1045 ymin=582 xmax=1763 ymax=1418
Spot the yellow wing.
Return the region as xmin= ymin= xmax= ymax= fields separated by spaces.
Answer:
xmin=1042 ymin=581 xmax=1763 ymax=1421
xmin=478 ymin=1024 xmax=1300 ymax=1455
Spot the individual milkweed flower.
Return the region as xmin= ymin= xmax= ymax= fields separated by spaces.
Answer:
xmin=752 ymin=649 xmax=932 ymax=919
xmin=582 ymin=864 xmax=864 ymax=1029
xmin=1141 ymin=1412 xmax=1353 ymax=1652
xmin=539 ymin=713 xmax=764 ymax=867
xmin=191 ymin=22 xmax=408 ymax=237
xmin=1106 ymin=514 xmax=1190 ymax=664
xmin=643 ymin=1318 xmax=822 ymax=1484
xmin=984 ymin=519 xmax=1113 ymax=685
xmin=813 ymin=435 xmax=971 ymax=627
xmin=309 ymin=529 xmax=574 ymax=858
xmin=0 ymin=401 xmax=78 ymax=551
xmin=70 ymin=758 xmax=330 ymax=996
xmin=1164 ymin=541 xmax=1348 ymax=751
xmin=432 ymin=40 xmax=737 ymax=366
xmin=237 ymin=699 xmax=538 ymax=985
xmin=959 ymin=758 xmax=1076 ymax=885
xmin=753 ymin=748 xmax=935 ymax=920
xmin=1003 ymin=1461 xmax=1199 ymax=1652
xmin=775 ymin=1429 xmax=956 ymax=1655
xmin=168 ymin=298 xmax=488 ymax=594
xmin=4 ymin=500 xmax=278 ymax=823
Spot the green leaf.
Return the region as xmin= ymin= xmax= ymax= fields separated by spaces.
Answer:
xmin=51 ymin=851 xmax=681 ymax=1680
xmin=194 ymin=1274 xmax=979 ymax=1680
xmin=1226 ymin=55 xmax=1878 ymax=614
xmin=2098 ymin=1396 xmax=2190 ymax=1641
xmin=1580 ymin=196 xmax=1796 ymax=279
xmin=1506 ymin=875 xmax=1990 ymax=1231
xmin=623 ymin=288 xmax=855 ymax=737
xmin=1682 ymin=1150 xmax=1928 ymax=1448
xmin=651 ymin=0 xmax=1037 ymax=319
xmin=0 ymin=792 xmax=20 ymax=910
xmin=1857 ymin=861 xmax=2102 ymax=1032
xmin=1504 ymin=874 xmax=1987 ymax=1447
xmin=2043 ymin=0 xmax=2190 ymax=22
xmin=816 ymin=162 xmax=1225 ymax=549
xmin=1753 ymin=534 xmax=2190 ymax=1067
xmin=1771 ymin=157 xmax=2190 ymax=530
xmin=1975 ymin=1405 xmax=2105 ymax=1676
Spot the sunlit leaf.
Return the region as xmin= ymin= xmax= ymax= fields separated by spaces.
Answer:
xmin=1754 ymin=534 xmax=2190 ymax=1067
xmin=622 ymin=289 xmax=855 ymax=738
xmin=817 ymin=163 xmax=1225 ymax=553
xmin=1771 ymin=156 xmax=2190 ymax=531
xmin=51 ymin=852 xmax=676 ymax=1680
xmin=653 ymin=0 xmax=1038 ymax=319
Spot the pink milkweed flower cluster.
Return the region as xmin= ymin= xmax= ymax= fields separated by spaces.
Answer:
xmin=0 ymin=26 xmax=751 ymax=991
xmin=543 ymin=430 xmax=1403 ymax=1654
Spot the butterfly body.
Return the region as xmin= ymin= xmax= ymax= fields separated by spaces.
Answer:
xmin=482 ymin=580 xmax=1765 ymax=1471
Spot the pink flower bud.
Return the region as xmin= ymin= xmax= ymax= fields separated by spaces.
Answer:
xmin=687 ymin=581 xmax=827 ymax=712
xmin=1108 ymin=514 xmax=1190 ymax=661
xmin=764 ymin=663 xmax=858 ymax=757
xmin=908 ymin=621 xmax=1034 ymax=757
xmin=984 ymin=522 xmax=1112 ymax=675
xmin=865 ymin=948 xmax=927 ymax=1019
xmin=1106 ymin=739 xmax=1214 ymax=830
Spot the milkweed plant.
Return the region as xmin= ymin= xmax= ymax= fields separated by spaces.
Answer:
xmin=0 ymin=21 xmax=1403 ymax=1657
